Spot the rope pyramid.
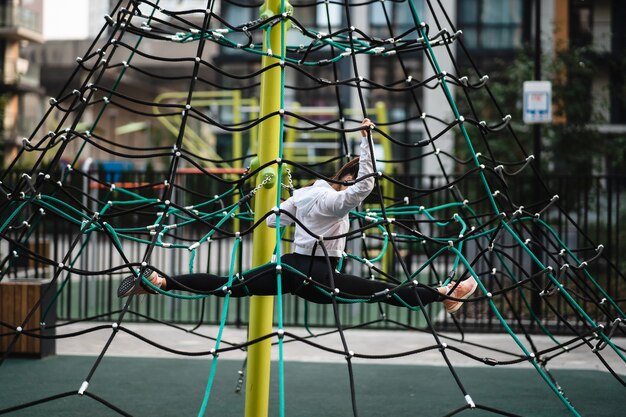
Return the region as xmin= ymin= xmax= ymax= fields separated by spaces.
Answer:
xmin=0 ymin=0 xmax=625 ymax=416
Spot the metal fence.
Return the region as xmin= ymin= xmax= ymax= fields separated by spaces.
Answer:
xmin=1 ymin=169 xmax=624 ymax=334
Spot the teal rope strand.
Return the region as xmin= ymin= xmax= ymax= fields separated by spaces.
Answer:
xmin=197 ymin=237 xmax=241 ymax=417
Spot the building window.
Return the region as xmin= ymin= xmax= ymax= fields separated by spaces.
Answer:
xmin=370 ymin=0 xmax=424 ymax=38
xmin=219 ymin=1 xmax=343 ymax=31
xmin=314 ymin=2 xmax=342 ymax=28
xmin=458 ymin=0 xmax=523 ymax=50
xmin=570 ymin=0 xmax=593 ymax=47
xmin=219 ymin=1 xmax=344 ymax=57
xmin=219 ymin=0 xmax=260 ymax=53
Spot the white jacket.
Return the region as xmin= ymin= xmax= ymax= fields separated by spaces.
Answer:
xmin=266 ymin=136 xmax=375 ymax=257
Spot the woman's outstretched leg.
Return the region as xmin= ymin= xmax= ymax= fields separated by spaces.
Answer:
xmin=286 ymin=256 xmax=477 ymax=313
xmin=293 ymin=269 xmax=442 ymax=307
xmin=297 ymin=270 xmax=477 ymax=313
xmin=118 ymin=256 xmax=306 ymax=298
xmin=166 ymin=264 xmax=281 ymax=297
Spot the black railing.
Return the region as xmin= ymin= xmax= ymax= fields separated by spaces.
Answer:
xmin=1 ymin=170 xmax=624 ymax=334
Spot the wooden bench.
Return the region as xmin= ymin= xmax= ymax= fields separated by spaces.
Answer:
xmin=0 ymin=279 xmax=56 ymax=357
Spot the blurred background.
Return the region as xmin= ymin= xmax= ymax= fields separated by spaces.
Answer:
xmin=2 ymin=0 xmax=624 ymax=175
xmin=0 ymin=0 xmax=624 ymax=329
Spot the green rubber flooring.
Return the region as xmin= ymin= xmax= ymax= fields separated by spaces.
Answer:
xmin=0 ymin=356 xmax=623 ymax=416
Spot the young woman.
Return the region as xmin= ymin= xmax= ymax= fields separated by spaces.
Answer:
xmin=118 ymin=119 xmax=477 ymax=314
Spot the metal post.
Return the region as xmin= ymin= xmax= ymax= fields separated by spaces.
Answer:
xmin=244 ymin=1 xmax=285 ymax=416
xmin=533 ymin=0 xmax=542 ymax=171
xmin=531 ymin=0 xmax=543 ymax=319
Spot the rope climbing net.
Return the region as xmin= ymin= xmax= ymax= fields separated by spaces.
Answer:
xmin=0 ymin=0 xmax=625 ymax=416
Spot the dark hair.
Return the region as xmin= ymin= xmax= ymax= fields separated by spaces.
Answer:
xmin=331 ymin=157 xmax=360 ymax=183
xmin=301 ymin=157 xmax=360 ymax=189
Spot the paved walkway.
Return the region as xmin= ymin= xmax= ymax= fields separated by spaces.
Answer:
xmin=56 ymin=322 xmax=626 ymax=373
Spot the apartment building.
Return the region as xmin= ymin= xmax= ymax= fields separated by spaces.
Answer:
xmin=34 ymin=1 xmax=625 ymax=174
xmin=0 ymin=0 xmax=43 ymax=167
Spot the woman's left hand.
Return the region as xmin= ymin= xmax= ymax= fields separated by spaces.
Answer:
xmin=360 ymin=118 xmax=375 ymax=137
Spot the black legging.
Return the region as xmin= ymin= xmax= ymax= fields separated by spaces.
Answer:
xmin=165 ymin=253 xmax=440 ymax=308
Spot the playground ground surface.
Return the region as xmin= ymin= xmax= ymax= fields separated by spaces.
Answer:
xmin=1 ymin=322 xmax=624 ymax=417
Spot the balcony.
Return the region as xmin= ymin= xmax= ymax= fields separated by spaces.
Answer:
xmin=0 ymin=5 xmax=43 ymax=43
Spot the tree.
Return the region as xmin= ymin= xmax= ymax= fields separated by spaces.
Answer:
xmin=455 ymin=45 xmax=620 ymax=178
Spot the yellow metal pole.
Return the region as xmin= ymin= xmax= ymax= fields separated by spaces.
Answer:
xmin=244 ymin=1 xmax=285 ymax=416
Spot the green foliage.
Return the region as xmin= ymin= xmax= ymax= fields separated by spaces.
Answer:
xmin=545 ymin=46 xmax=602 ymax=176
xmin=456 ymin=45 xmax=622 ymax=178
xmin=454 ymin=49 xmax=534 ymax=168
